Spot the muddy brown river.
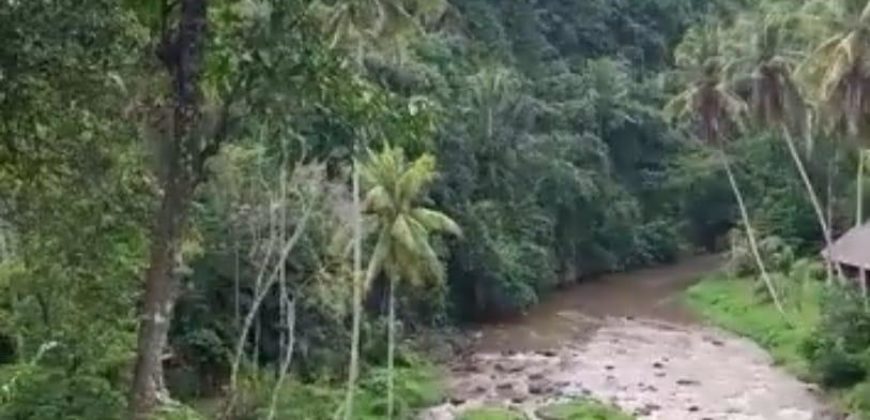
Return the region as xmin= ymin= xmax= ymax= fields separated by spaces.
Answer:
xmin=422 ymin=256 xmax=840 ymax=420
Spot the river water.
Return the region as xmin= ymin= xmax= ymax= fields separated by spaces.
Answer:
xmin=422 ymin=255 xmax=840 ymax=420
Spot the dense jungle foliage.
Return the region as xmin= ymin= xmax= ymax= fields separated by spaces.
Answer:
xmin=3 ymin=0 xmax=870 ymax=418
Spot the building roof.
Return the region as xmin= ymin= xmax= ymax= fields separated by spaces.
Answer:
xmin=822 ymin=223 xmax=870 ymax=271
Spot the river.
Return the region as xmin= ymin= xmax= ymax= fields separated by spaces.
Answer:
xmin=422 ymin=255 xmax=839 ymax=420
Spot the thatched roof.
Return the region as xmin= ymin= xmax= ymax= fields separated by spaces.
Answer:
xmin=822 ymin=224 xmax=870 ymax=271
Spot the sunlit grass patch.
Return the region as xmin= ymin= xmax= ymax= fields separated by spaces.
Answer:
xmin=685 ymin=271 xmax=821 ymax=379
xmin=536 ymin=398 xmax=634 ymax=419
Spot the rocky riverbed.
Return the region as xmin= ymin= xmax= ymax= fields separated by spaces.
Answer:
xmin=421 ymin=257 xmax=839 ymax=419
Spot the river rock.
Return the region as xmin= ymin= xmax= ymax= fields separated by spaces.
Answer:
xmin=419 ymin=257 xmax=834 ymax=420
xmin=528 ymin=380 xmax=553 ymax=395
xmin=536 ymin=349 xmax=558 ymax=357
xmin=677 ymin=378 xmax=701 ymax=386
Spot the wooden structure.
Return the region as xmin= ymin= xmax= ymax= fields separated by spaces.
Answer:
xmin=822 ymin=223 xmax=870 ymax=296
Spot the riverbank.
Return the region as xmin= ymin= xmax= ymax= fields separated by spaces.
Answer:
xmin=685 ymin=272 xmax=820 ymax=381
xmin=422 ymin=256 xmax=832 ymax=419
xmin=685 ymin=269 xmax=870 ymax=419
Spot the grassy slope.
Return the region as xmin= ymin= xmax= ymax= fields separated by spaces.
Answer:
xmin=682 ymin=272 xmax=870 ymax=417
xmin=685 ymin=272 xmax=819 ymax=379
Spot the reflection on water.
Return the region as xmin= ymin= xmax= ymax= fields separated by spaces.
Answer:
xmin=472 ymin=255 xmax=724 ymax=353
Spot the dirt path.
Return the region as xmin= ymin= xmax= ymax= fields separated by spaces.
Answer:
xmin=422 ymin=256 xmax=838 ymax=419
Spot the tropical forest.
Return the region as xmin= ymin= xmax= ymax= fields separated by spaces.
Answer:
xmin=7 ymin=0 xmax=870 ymax=419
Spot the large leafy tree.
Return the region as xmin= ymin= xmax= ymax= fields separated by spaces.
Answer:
xmin=360 ymin=145 xmax=460 ymax=419
xmin=0 ymin=1 xmax=149 ymax=416
xmin=128 ymin=0 xmax=329 ymax=415
xmin=666 ymin=25 xmax=786 ymax=315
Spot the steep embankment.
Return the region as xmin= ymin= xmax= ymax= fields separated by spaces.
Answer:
xmin=423 ymin=256 xmax=835 ymax=419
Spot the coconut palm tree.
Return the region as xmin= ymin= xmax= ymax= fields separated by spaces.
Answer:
xmin=307 ymin=2 xmax=445 ymax=417
xmin=360 ymin=145 xmax=461 ymax=419
xmin=740 ymin=15 xmax=841 ymax=283
xmin=801 ymin=0 xmax=870 ymax=227
xmin=310 ymin=0 xmax=448 ymax=66
xmin=666 ymin=25 xmax=786 ymax=315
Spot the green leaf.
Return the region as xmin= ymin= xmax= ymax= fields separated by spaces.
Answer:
xmin=410 ymin=208 xmax=461 ymax=238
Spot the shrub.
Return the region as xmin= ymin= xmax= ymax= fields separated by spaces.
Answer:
xmin=803 ymin=288 xmax=870 ymax=389
xmin=0 ymin=364 xmax=124 ymax=420
xmin=807 ymin=343 xmax=866 ymax=388
xmin=228 ymin=353 xmax=443 ymax=420
xmin=727 ymin=233 xmax=795 ymax=278
xmin=847 ymin=381 xmax=870 ymax=418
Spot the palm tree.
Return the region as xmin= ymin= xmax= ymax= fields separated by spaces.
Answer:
xmin=801 ymin=0 xmax=870 ymax=227
xmin=310 ymin=0 xmax=448 ymax=66
xmin=741 ymin=15 xmax=841 ymax=283
xmin=467 ymin=66 xmax=522 ymax=141
xmin=666 ymin=25 xmax=786 ymax=315
xmin=308 ymin=3 xmax=449 ymax=417
xmin=360 ymin=145 xmax=461 ymax=419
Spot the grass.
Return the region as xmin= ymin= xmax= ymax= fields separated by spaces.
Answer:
xmin=535 ymin=398 xmax=634 ymax=419
xmin=192 ymin=354 xmax=444 ymax=419
xmin=685 ymin=270 xmax=821 ymax=379
xmin=457 ymin=399 xmax=634 ymax=420
xmin=684 ymin=270 xmax=870 ymax=417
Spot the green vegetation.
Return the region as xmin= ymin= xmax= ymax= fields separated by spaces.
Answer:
xmin=536 ymin=399 xmax=634 ymax=420
xmin=687 ymin=260 xmax=870 ymax=417
xmin=456 ymin=399 xmax=634 ymax=420
xmin=6 ymin=0 xmax=870 ymax=418
xmin=687 ymin=270 xmax=821 ymax=378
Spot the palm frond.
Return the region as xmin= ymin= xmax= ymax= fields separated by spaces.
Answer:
xmin=364 ymin=185 xmax=394 ymax=214
xmin=410 ymin=207 xmax=462 ymax=237
xmin=390 ymin=215 xmax=418 ymax=255
xmin=407 ymin=217 xmax=443 ymax=285
xmin=396 ymin=153 xmax=436 ymax=204
xmin=662 ymin=87 xmax=697 ymax=122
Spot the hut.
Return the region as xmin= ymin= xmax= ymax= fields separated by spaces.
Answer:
xmin=821 ymin=223 xmax=870 ymax=294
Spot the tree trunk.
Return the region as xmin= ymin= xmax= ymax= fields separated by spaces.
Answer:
xmin=387 ymin=271 xmax=396 ymax=420
xmin=781 ymin=126 xmax=840 ymax=283
xmin=278 ymin=166 xmax=287 ymax=372
xmin=717 ymin=148 xmax=786 ymax=316
xmin=130 ymin=176 xmax=191 ymax=418
xmin=858 ymin=150 xmax=865 ymax=227
xmin=234 ymin=232 xmax=240 ymax=330
xmin=267 ymin=297 xmax=295 ymax=420
xmin=344 ymin=159 xmax=363 ymax=420
xmin=130 ymin=0 xmax=208 ymax=417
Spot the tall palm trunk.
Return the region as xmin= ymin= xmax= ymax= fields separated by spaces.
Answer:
xmin=718 ymin=148 xmax=786 ymax=315
xmin=781 ymin=126 xmax=841 ymax=283
xmin=344 ymin=158 xmax=363 ymax=420
xmin=387 ymin=271 xmax=397 ymax=420
xmin=858 ymin=150 xmax=865 ymax=227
